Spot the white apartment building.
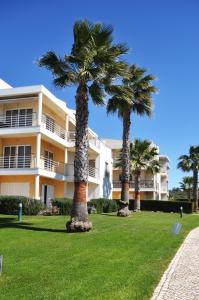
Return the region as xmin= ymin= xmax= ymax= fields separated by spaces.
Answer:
xmin=103 ymin=139 xmax=169 ymax=201
xmin=0 ymin=79 xmax=112 ymax=206
xmin=0 ymin=79 xmax=169 ymax=205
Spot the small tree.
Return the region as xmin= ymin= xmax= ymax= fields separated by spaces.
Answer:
xmin=179 ymin=176 xmax=193 ymax=201
xmin=178 ymin=146 xmax=199 ymax=211
xmin=116 ymin=139 xmax=160 ymax=210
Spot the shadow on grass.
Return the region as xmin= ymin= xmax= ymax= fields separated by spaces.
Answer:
xmin=0 ymin=217 xmax=66 ymax=233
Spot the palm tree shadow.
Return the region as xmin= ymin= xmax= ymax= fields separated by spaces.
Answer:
xmin=0 ymin=217 xmax=66 ymax=233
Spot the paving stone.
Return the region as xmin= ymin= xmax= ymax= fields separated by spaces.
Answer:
xmin=151 ymin=227 xmax=199 ymax=300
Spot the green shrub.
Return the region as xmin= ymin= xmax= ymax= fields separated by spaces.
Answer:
xmin=89 ymin=198 xmax=118 ymax=213
xmin=128 ymin=199 xmax=193 ymax=213
xmin=52 ymin=198 xmax=118 ymax=215
xmin=52 ymin=198 xmax=72 ymax=215
xmin=0 ymin=196 xmax=44 ymax=215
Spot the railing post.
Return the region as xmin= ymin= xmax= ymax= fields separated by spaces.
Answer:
xmin=36 ymin=133 xmax=41 ymax=168
xmin=38 ymin=92 xmax=42 ymax=126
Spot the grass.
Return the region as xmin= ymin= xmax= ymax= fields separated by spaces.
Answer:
xmin=0 ymin=212 xmax=199 ymax=300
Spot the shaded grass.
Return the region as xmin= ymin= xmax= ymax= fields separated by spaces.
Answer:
xmin=0 ymin=212 xmax=199 ymax=300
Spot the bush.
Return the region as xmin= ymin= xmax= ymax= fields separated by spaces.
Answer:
xmin=0 ymin=196 xmax=44 ymax=215
xmin=128 ymin=199 xmax=193 ymax=213
xmin=89 ymin=198 xmax=118 ymax=213
xmin=52 ymin=198 xmax=72 ymax=215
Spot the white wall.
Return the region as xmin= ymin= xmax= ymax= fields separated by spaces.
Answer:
xmin=98 ymin=141 xmax=113 ymax=199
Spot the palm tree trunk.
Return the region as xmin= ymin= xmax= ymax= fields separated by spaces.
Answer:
xmin=134 ymin=170 xmax=141 ymax=211
xmin=193 ymin=169 xmax=198 ymax=212
xmin=118 ymin=109 xmax=131 ymax=217
xmin=66 ymin=83 xmax=92 ymax=232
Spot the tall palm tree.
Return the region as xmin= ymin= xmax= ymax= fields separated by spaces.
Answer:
xmin=178 ymin=146 xmax=199 ymax=211
xmin=38 ymin=20 xmax=128 ymax=232
xmin=179 ymin=176 xmax=193 ymax=201
xmin=107 ymin=65 xmax=156 ymax=216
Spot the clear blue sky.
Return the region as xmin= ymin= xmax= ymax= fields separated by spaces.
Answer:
xmin=1 ymin=0 xmax=199 ymax=188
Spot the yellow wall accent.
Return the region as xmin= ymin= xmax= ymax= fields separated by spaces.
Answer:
xmin=0 ymin=175 xmax=35 ymax=197
xmin=112 ymin=191 xmax=145 ymax=200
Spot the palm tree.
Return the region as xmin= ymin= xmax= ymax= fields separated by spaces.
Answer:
xmin=116 ymin=139 xmax=160 ymax=211
xmin=107 ymin=65 xmax=156 ymax=216
xmin=38 ymin=20 xmax=128 ymax=232
xmin=129 ymin=139 xmax=160 ymax=210
xmin=178 ymin=146 xmax=199 ymax=211
xmin=179 ymin=176 xmax=193 ymax=201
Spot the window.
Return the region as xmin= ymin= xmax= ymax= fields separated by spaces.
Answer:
xmin=4 ymin=145 xmax=31 ymax=168
xmin=6 ymin=109 xmax=33 ymax=127
xmin=105 ymin=162 xmax=110 ymax=177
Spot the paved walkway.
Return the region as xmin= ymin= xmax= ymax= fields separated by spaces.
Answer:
xmin=151 ymin=227 xmax=199 ymax=300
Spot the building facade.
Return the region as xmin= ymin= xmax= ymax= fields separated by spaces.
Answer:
xmin=0 ymin=80 xmax=169 ymax=205
xmin=0 ymin=80 xmax=112 ymax=205
xmin=103 ymin=139 xmax=169 ymax=201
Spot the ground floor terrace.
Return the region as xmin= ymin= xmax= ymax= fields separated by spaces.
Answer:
xmin=0 ymin=175 xmax=99 ymax=205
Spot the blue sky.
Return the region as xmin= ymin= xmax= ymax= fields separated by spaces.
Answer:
xmin=1 ymin=0 xmax=199 ymax=188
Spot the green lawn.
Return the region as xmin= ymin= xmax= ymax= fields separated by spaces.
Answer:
xmin=0 ymin=212 xmax=199 ymax=300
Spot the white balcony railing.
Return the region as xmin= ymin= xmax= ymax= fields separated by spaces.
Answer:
xmin=0 ymin=155 xmax=65 ymax=175
xmin=41 ymin=114 xmax=66 ymax=140
xmin=160 ymin=166 xmax=168 ymax=173
xmin=0 ymin=113 xmax=37 ymax=128
xmin=65 ymin=164 xmax=99 ymax=179
xmin=40 ymin=156 xmax=65 ymax=175
xmin=67 ymin=131 xmax=100 ymax=148
xmin=0 ymin=155 xmax=36 ymax=169
xmin=113 ymin=180 xmax=154 ymax=189
xmin=161 ymin=183 xmax=168 ymax=192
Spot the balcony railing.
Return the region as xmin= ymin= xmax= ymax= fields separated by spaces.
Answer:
xmin=113 ymin=180 xmax=154 ymax=189
xmin=160 ymin=166 xmax=168 ymax=173
xmin=67 ymin=131 xmax=100 ymax=148
xmin=40 ymin=155 xmax=65 ymax=175
xmin=41 ymin=114 xmax=66 ymax=140
xmin=161 ymin=184 xmax=168 ymax=192
xmin=0 ymin=113 xmax=37 ymax=128
xmin=0 ymin=155 xmax=36 ymax=169
xmin=65 ymin=164 xmax=99 ymax=179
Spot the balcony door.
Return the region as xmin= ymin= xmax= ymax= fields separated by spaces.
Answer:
xmin=17 ymin=146 xmax=31 ymax=168
xmin=4 ymin=146 xmax=16 ymax=168
xmin=6 ymin=109 xmax=33 ymax=127
xmin=4 ymin=145 xmax=31 ymax=168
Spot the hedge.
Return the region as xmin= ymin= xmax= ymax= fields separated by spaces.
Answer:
xmin=89 ymin=198 xmax=118 ymax=213
xmin=52 ymin=198 xmax=118 ymax=215
xmin=128 ymin=199 xmax=193 ymax=213
xmin=0 ymin=196 xmax=44 ymax=215
xmin=52 ymin=198 xmax=72 ymax=215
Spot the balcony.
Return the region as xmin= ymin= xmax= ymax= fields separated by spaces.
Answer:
xmin=161 ymin=183 xmax=168 ymax=192
xmin=0 ymin=155 xmax=65 ymax=175
xmin=41 ymin=114 xmax=67 ymax=140
xmin=67 ymin=131 xmax=100 ymax=149
xmin=113 ymin=180 xmax=154 ymax=189
xmin=65 ymin=164 xmax=99 ymax=179
xmin=0 ymin=155 xmax=36 ymax=169
xmin=40 ymin=155 xmax=65 ymax=175
xmin=160 ymin=166 xmax=168 ymax=173
xmin=0 ymin=112 xmax=37 ymax=128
